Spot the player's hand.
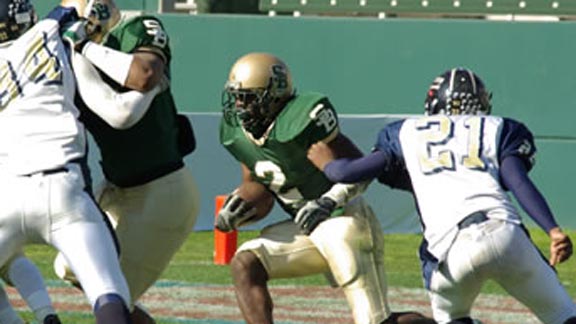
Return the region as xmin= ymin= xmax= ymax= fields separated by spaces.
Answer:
xmin=549 ymin=227 xmax=573 ymax=266
xmin=307 ymin=141 xmax=336 ymax=171
xmin=215 ymin=193 xmax=257 ymax=232
xmin=62 ymin=20 xmax=89 ymax=51
xmin=294 ymin=197 xmax=336 ymax=235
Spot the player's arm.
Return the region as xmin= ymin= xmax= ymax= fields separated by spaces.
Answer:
xmin=76 ymin=41 xmax=166 ymax=92
xmin=295 ymin=133 xmax=372 ymax=235
xmin=500 ymin=156 xmax=572 ymax=266
xmin=309 ymin=121 xmax=401 ymax=184
xmin=315 ymin=133 xmax=371 ymax=207
xmin=71 ymin=51 xmax=165 ymax=129
xmin=499 ymin=119 xmax=572 ymax=266
xmin=215 ymin=164 xmax=275 ymax=232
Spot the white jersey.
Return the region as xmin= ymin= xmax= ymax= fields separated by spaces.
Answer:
xmin=400 ymin=115 xmax=523 ymax=259
xmin=374 ymin=115 xmax=535 ymax=261
xmin=0 ymin=20 xmax=85 ymax=176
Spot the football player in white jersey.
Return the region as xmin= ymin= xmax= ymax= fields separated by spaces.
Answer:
xmin=0 ymin=2 xmax=132 ymax=323
xmin=307 ymin=67 xmax=576 ymax=324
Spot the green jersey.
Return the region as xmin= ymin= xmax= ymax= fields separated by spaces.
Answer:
xmin=79 ymin=15 xmax=182 ymax=187
xmin=220 ymin=92 xmax=339 ymax=215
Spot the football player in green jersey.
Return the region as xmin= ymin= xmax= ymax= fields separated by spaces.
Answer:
xmin=54 ymin=1 xmax=200 ymax=323
xmin=217 ymin=52 xmax=435 ymax=324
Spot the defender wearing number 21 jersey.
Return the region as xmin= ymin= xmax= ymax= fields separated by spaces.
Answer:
xmin=311 ymin=67 xmax=576 ymax=324
xmin=376 ymin=115 xmax=532 ymax=261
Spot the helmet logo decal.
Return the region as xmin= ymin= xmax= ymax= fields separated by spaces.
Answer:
xmin=91 ymin=2 xmax=111 ymax=21
xmin=271 ymin=64 xmax=289 ymax=94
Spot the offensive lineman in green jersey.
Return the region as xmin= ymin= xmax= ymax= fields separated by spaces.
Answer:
xmin=54 ymin=1 xmax=200 ymax=323
xmin=216 ymin=52 xmax=435 ymax=324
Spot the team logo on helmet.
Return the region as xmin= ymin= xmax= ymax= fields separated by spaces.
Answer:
xmin=425 ymin=68 xmax=492 ymax=116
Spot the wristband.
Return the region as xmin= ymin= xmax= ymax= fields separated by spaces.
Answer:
xmin=82 ymin=41 xmax=134 ymax=86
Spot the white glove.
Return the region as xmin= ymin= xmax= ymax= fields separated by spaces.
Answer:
xmin=294 ymin=197 xmax=336 ymax=235
xmin=215 ymin=193 xmax=257 ymax=232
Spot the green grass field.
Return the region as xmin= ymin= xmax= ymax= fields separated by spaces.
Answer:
xmin=16 ymin=228 xmax=576 ymax=323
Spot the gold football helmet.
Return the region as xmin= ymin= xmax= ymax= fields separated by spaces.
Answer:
xmin=222 ymin=52 xmax=294 ymax=139
xmin=61 ymin=0 xmax=121 ymax=43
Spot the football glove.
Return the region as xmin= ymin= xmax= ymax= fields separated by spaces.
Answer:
xmin=215 ymin=193 xmax=257 ymax=232
xmin=294 ymin=197 xmax=337 ymax=235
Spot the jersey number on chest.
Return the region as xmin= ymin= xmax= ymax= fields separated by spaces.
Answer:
xmin=254 ymin=160 xmax=303 ymax=204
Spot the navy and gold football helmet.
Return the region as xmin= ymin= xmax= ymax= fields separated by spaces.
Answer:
xmin=222 ymin=52 xmax=294 ymax=139
xmin=0 ymin=0 xmax=36 ymax=44
xmin=425 ymin=67 xmax=492 ymax=116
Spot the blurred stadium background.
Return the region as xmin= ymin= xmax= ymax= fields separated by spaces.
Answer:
xmin=34 ymin=0 xmax=576 ymax=233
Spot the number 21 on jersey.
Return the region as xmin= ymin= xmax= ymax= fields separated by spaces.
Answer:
xmin=416 ymin=115 xmax=486 ymax=174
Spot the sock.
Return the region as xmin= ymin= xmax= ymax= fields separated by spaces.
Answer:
xmin=94 ymin=293 xmax=130 ymax=324
xmin=8 ymin=256 xmax=56 ymax=322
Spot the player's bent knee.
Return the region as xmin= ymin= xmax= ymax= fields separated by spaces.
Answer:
xmin=230 ymin=251 xmax=268 ymax=284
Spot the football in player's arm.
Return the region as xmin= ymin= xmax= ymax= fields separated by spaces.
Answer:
xmin=215 ymin=52 xmax=435 ymax=324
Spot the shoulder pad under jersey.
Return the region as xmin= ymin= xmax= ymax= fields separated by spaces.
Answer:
xmin=274 ymin=92 xmax=338 ymax=142
xmin=107 ymin=15 xmax=171 ymax=62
